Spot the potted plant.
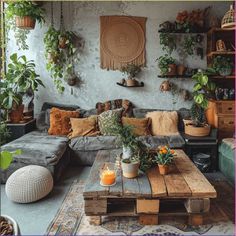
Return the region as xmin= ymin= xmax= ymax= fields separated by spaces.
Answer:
xmin=0 ymin=123 xmax=11 ymax=146
xmin=0 ymin=53 xmax=44 ymax=123
xmin=44 ymin=27 xmax=78 ymax=93
xmin=121 ymin=64 xmax=142 ymax=86
xmin=0 ymin=149 xmax=22 ymax=235
xmin=5 ymin=0 xmax=45 ymax=50
xmin=157 ymin=54 xmax=176 ymax=76
xmin=184 ymin=71 xmax=216 ymax=136
xmin=159 ymin=33 xmax=176 ymax=54
xmin=212 ymin=56 xmax=234 ymax=76
xmin=154 ymin=146 xmax=175 ymax=175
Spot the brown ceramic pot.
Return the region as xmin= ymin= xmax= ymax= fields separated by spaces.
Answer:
xmin=177 ymin=64 xmax=186 ymax=76
xmin=167 ymin=64 xmax=177 ymax=76
xmin=158 ymin=164 xmax=169 ymax=175
xmin=9 ymin=104 xmax=24 ymax=123
xmin=15 ymin=16 xmax=35 ymax=30
xmin=126 ymin=78 xmax=138 ymax=87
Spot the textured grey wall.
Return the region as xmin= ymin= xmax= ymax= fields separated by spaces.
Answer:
xmin=6 ymin=1 xmax=230 ymax=115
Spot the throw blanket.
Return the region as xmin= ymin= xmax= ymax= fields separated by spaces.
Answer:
xmin=222 ymin=138 xmax=235 ymax=150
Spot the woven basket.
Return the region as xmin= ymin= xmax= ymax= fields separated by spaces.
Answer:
xmin=221 ymin=5 xmax=235 ymax=28
xmin=15 ymin=16 xmax=35 ymax=29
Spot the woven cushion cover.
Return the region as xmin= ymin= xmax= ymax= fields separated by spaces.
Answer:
xmin=6 ymin=165 xmax=53 ymax=203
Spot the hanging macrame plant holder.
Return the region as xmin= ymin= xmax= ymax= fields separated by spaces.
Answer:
xmin=59 ymin=3 xmax=67 ymax=49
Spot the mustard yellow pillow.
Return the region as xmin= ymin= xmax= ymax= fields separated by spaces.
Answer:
xmin=69 ymin=116 xmax=100 ymax=138
xmin=122 ymin=117 xmax=151 ymax=136
xmin=146 ymin=111 xmax=178 ymax=136
xmin=48 ymin=107 xmax=80 ymax=135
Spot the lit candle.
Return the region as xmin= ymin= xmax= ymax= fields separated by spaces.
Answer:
xmin=101 ymin=167 xmax=116 ymax=185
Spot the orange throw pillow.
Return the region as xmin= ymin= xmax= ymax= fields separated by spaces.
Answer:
xmin=69 ymin=116 xmax=100 ymax=138
xmin=122 ymin=117 xmax=151 ymax=136
xmin=146 ymin=111 xmax=178 ymax=136
xmin=48 ymin=107 xmax=80 ymax=135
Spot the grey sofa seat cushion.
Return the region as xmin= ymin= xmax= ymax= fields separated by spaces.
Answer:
xmin=69 ymin=136 xmax=118 ymax=151
xmin=1 ymin=131 xmax=69 ymax=166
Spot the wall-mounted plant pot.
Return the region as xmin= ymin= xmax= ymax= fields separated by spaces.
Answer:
xmin=126 ymin=78 xmax=138 ymax=87
xmin=67 ymin=77 xmax=77 ymax=86
xmin=167 ymin=64 xmax=177 ymax=76
xmin=15 ymin=16 xmax=35 ymax=30
xmin=183 ymin=119 xmax=211 ymax=136
xmin=177 ymin=64 xmax=186 ymax=75
xmin=9 ymin=104 xmax=24 ymax=123
xmin=160 ymin=80 xmax=171 ymax=92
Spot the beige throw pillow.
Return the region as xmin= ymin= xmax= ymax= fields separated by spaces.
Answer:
xmin=146 ymin=111 xmax=179 ymax=136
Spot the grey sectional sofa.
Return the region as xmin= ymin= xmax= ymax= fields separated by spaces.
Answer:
xmin=1 ymin=102 xmax=190 ymax=183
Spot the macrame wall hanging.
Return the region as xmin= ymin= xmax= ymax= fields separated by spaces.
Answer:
xmin=100 ymin=16 xmax=147 ymax=70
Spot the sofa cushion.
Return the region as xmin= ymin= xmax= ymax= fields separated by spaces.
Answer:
xmin=1 ymin=131 xmax=69 ymax=166
xmin=98 ymin=109 xmax=122 ymax=135
xmin=122 ymin=117 xmax=151 ymax=136
xmin=146 ymin=111 xmax=179 ymax=136
xmin=69 ymin=116 xmax=99 ymax=138
xmin=69 ymin=136 xmax=118 ymax=151
xmin=48 ymin=108 xmax=80 ymax=135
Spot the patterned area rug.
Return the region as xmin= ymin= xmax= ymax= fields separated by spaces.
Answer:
xmin=46 ymin=180 xmax=234 ymax=235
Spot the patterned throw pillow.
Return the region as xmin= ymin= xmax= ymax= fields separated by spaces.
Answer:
xmin=98 ymin=109 xmax=123 ymax=136
xmin=48 ymin=108 xmax=80 ymax=135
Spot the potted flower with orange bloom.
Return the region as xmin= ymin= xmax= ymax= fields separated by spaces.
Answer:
xmin=155 ymin=146 xmax=175 ymax=175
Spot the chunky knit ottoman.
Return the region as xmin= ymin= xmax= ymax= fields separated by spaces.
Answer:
xmin=5 ymin=165 xmax=53 ymax=203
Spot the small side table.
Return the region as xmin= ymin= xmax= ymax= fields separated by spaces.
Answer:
xmin=7 ymin=119 xmax=36 ymax=141
xmin=181 ymin=129 xmax=218 ymax=172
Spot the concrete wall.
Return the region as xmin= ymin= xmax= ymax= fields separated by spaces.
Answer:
xmin=6 ymin=1 xmax=230 ymax=115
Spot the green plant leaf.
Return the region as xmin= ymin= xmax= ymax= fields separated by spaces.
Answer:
xmin=193 ymin=83 xmax=202 ymax=91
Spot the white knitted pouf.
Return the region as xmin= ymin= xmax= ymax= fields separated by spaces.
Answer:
xmin=5 ymin=165 xmax=53 ymax=203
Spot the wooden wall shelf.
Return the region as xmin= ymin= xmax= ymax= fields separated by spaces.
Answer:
xmin=209 ymin=75 xmax=235 ymax=80
xmin=207 ymin=28 xmax=236 ymax=33
xmin=207 ymin=51 xmax=235 ymax=57
xmin=158 ymin=75 xmax=192 ymax=79
xmin=116 ymin=82 xmax=144 ymax=88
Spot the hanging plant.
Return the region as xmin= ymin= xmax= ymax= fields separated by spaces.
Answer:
xmin=5 ymin=0 xmax=45 ymax=50
xmin=159 ymin=33 xmax=176 ymax=54
xmin=44 ymin=2 xmax=80 ymax=93
xmin=182 ymin=35 xmax=196 ymax=55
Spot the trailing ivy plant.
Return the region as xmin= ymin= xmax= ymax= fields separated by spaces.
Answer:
xmin=5 ymin=0 xmax=45 ymax=50
xmin=159 ymin=33 xmax=176 ymax=54
xmin=182 ymin=35 xmax=196 ymax=56
xmin=44 ymin=27 xmax=78 ymax=93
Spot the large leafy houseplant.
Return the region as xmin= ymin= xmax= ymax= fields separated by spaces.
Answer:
xmin=0 ymin=53 xmax=44 ymax=122
xmin=211 ymin=56 xmax=233 ymax=76
xmin=44 ymin=27 xmax=78 ymax=93
xmin=5 ymin=0 xmax=45 ymax=50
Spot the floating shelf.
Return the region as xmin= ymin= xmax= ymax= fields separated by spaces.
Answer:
xmin=158 ymin=31 xmax=206 ymax=34
xmin=207 ymin=51 xmax=235 ymax=57
xmin=116 ymin=82 xmax=144 ymax=88
xmin=207 ymin=27 xmax=236 ymax=34
xmin=158 ymin=75 xmax=192 ymax=79
xmin=209 ymin=75 xmax=235 ymax=79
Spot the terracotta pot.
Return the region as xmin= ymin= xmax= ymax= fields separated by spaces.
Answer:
xmin=59 ymin=36 xmax=67 ymax=49
xmin=9 ymin=104 xmax=24 ymax=123
xmin=183 ymin=119 xmax=211 ymax=137
xmin=160 ymin=80 xmax=171 ymax=92
xmin=177 ymin=64 xmax=186 ymax=76
xmin=126 ymin=78 xmax=138 ymax=87
xmin=158 ymin=164 xmax=169 ymax=175
xmin=167 ymin=64 xmax=177 ymax=76
xmin=15 ymin=16 xmax=35 ymax=30
xmin=121 ymin=160 xmax=140 ymax=178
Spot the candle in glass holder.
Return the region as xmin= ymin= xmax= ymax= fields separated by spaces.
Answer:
xmin=100 ymin=167 xmax=116 ymax=185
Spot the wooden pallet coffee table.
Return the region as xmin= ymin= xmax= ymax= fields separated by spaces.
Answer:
xmin=83 ymin=149 xmax=217 ymax=225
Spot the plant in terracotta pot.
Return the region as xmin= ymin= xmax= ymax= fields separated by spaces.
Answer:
xmin=121 ymin=64 xmax=142 ymax=86
xmin=0 ymin=53 xmax=44 ymax=123
xmin=0 ymin=149 xmax=22 ymax=235
xmin=184 ymin=70 xmax=216 ymax=136
xmin=157 ymin=54 xmax=176 ymax=76
xmin=154 ymin=146 xmax=175 ymax=175
xmin=5 ymin=0 xmax=45 ymax=50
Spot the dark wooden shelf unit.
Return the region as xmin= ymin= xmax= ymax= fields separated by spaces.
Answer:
xmin=116 ymin=82 xmax=144 ymax=88
xmin=158 ymin=75 xmax=192 ymax=79
xmin=208 ymin=75 xmax=235 ymax=80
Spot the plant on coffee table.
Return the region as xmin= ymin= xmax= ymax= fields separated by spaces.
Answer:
xmin=0 ymin=149 xmax=21 ymax=236
xmin=155 ymin=146 xmax=175 ymax=175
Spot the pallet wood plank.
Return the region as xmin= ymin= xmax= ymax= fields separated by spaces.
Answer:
xmin=83 ymin=150 xmax=111 ymax=197
xmin=123 ymin=175 xmax=140 ymax=197
xmin=137 ymin=199 xmax=160 ymax=213
xmin=85 ymin=199 xmax=107 ymax=215
xmin=164 ymin=163 xmax=192 ymax=197
xmin=174 ymin=150 xmax=217 ymax=198
xmin=137 ymin=172 xmax=152 ymax=198
xmin=147 ymin=167 xmax=167 ymax=197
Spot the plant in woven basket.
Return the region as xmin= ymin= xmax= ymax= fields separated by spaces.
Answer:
xmin=210 ymin=56 xmax=234 ymax=76
xmin=0 ymin=149 xmax=21 ymax=235
xmin=5 ymin=0 xmax=45 ymax=50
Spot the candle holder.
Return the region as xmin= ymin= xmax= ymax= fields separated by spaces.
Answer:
xmin=100 ymin=162 xmax=117 ymax=187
